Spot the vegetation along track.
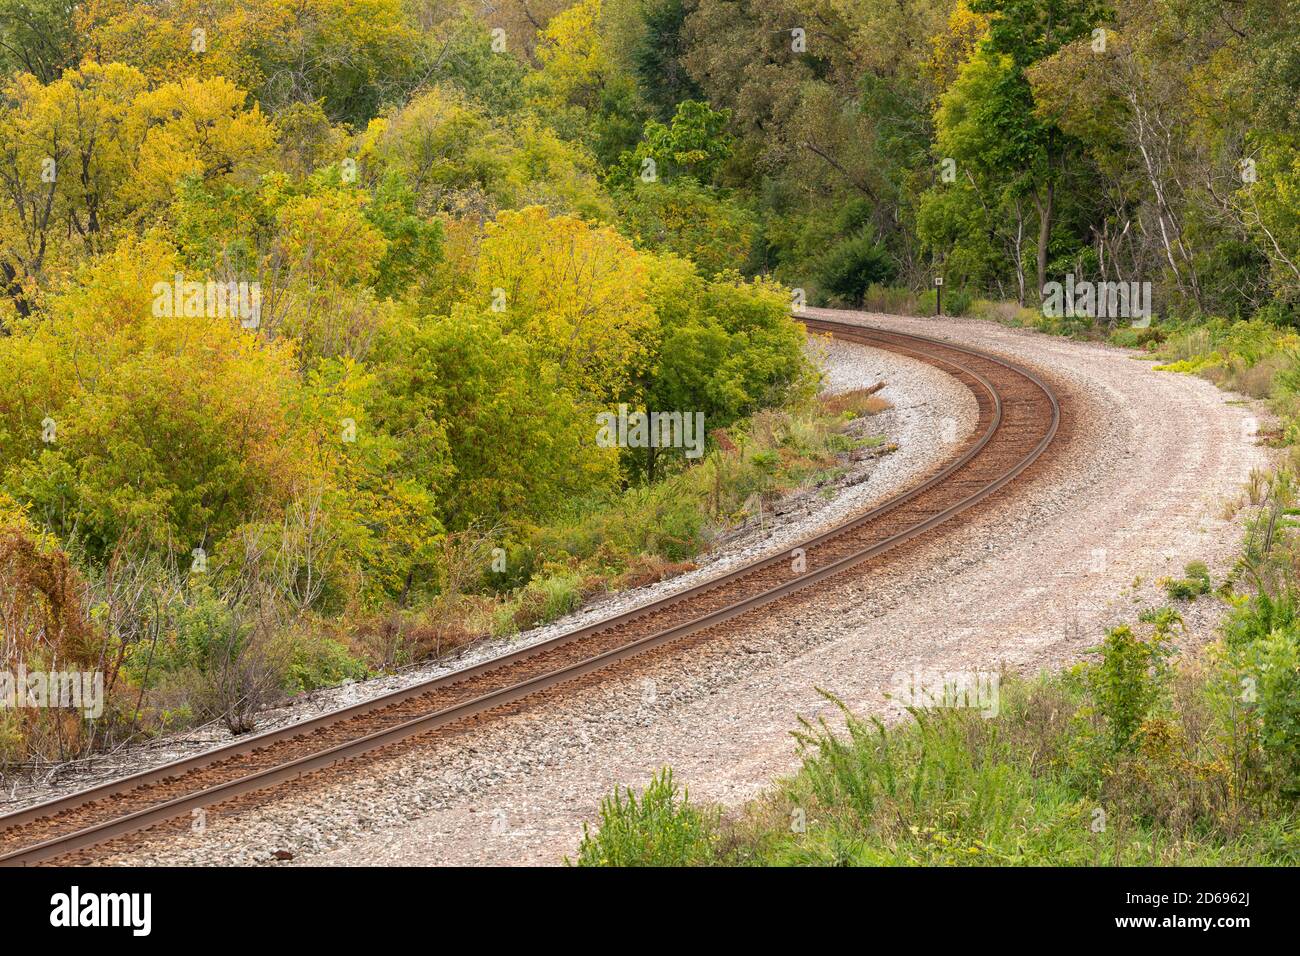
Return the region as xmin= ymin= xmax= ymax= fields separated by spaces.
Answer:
xmin=0 ymin=317 xmax=1060 ymax=866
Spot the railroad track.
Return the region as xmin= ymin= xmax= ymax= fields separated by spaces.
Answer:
xmin=0 ymin=315 xmax=1060 ymax=866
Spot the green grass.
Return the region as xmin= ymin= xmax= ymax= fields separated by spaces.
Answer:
xmin=570 ymin=768 xmax=720 ymax=866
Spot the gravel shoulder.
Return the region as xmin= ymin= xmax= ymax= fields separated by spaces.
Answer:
xmin=78 ymin=312 xmax=1275 ymax=866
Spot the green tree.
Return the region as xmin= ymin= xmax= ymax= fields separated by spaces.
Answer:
xmin=370 ymin=307 xmax=619 ymax=530
xmin=636 ymin=255 xmax=810 ymax=478
xmin=620 ymin=99 xmax=733 ymax=185
xmin=0 ymin=0 xmax=78 ymax=82
xmin=633 ymin=0 xmax=703 ymax=120
xmin=965 ymin=0 xmax=1105 ymax=295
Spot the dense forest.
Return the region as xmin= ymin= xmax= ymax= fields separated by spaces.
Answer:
xmin=0 ymin=0 xmax=1296 ymax=768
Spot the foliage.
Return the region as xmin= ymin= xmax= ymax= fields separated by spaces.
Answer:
xmin=1162 ymin=561 xmax=1213 ymax=600
xmin=572 ymin=768 xmax=718 ymax=865
xmin=618 ymin=99 xmax=733 ymax=185
xmin=370 ymin=306 xmax=619 ymax=531
xmin=640 ymin=256 xmax=812 ymax=467
xmin=1256 ymin=625 xmax=1300 ymax=796
xmin=475 ymin=205 xmax=655 ymax=402
xmin=0 ymin=236 xmax=321 ymax=563
xmin=1086 ymin=609 xmax=1177 ymax=752
xmin=616 ymin=179 xmax=755 ymax=277
xmin=814 ymin=232 xmax=899 ymax=306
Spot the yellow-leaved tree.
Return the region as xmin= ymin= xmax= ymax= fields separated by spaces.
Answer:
xmin=0 ymin=233 xmax=320 ymax=562
xmin=262 ymin=188 xmax=391 ymax=361
xmin=356 ymin=85 xmax=613 ymax=224
xmin=527 ymin=0 xmax=612 ymax=112
xmin=76 ymin=0 xmax=420 ymax=125
xmin=474 ymin=205 xmax=655 ymax=403
xmin=0 ymin=62 xmax=146 ymax=317
xmin=126 ymin=75 xmax=278 ymax=211
xmin=0 ymin=64 xmax=277 ymax=320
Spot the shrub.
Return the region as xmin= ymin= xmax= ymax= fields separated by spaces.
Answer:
xmin=1223 ymin=591 xmax=1299 ymax=647
xmin=1256 ymin=626 xmax=1300 ymax=796
xmin=0 ymin=503 xmax=113 ymax=764
xmin=278 ymin=627 xmax=369 ymax=694
xmin=814 ymin=232 xmax=897 ymax=305
xmin=164 ymin=589 xmax=288 ymax=734
xmin=970 ymin=299 xmax=1040 ymax=326
xmin=941 ymin=286 xmax=975 ymax=316
xmin=500 ymin=571 xmax=591 ymax=633
xmin=571 ymin=768 xmax=718 ymax=866
xmin=1087 ymin=610 xmax=1178 ymax=752
xmin=1162 ymin=560 xmax=1212 ymax=600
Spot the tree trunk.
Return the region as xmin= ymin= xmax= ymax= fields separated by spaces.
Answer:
xmin=1034 ymin=181 xmax=1054 ymax=299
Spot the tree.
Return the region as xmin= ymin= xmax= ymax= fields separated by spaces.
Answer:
xmin=966 ymin=0 xmax=1106 ymax=295
xmin=0 ymin=62 xmax=144 ymax=317
xmin=617 ymin=178 xmax=756 ymax=278
xmin=636 ymin=255 xmax=810 ymax=478
xmin=633 ymin=0 xmax=703 ymax=120
xmin=926 ymin=48 xmax=1043 ymax=301
xmin=475 ymin=205 xmax=655 ymax=402
xmin=357 ymin=85 xmax=613 ymax=223
xmin=371 ymin=307 xmax=620 ymax=529
xmin=0 ymin=0 xmax=79 ymax=83
xmin=526 ymin=0 xmax=647 ymax=165
xmin=77 ymin=0 xmax=422 ymax=126
xmin=619 ymin=99 xmax=733 ymax=185
xmin=0 ymin=65 xmax=276 ymax=320
xmin=0 ymin=235 xmax=321 ymax=563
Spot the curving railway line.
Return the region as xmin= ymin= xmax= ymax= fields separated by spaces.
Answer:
xmin=0 ymin=316 xmax=1060 ymax=866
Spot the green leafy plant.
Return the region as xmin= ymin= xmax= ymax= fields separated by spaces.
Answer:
xmin=1088 ymin=609 xmax=1178 ymax=752
xmin=571 ymin=768 xmax=718 ymax=866
xmin=1162 ymin=560 xmax=1212 ymax=600
xmin=1257 ymin=626 xmax=1300 ymax=796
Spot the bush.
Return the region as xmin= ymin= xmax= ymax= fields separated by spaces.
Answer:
xmin=814 ymin=232 xmax=896 ymax=305
xmin=0 ymin=505 xmax=111 ymax=765
xmin=163 ymin=589 xmax=288 ymax=734
xmin=970 ymin=299 xmax=1040 ymax=326
xmin=1256 ymin=626 xmax=1300 ymax=796
xmin=1223 ymin=591 xmax=1299 ymax=647
xmin=1162 ymin=560 xmax=1212 ymax=600
xmin=1087 ymin=609 xmax=1178 ymax=752
xmin=498 ymin=571 xmax=591 ymax=634
xmin=940 ymin=286 xmax=975 ymax=316
xmin=571 ymin=768 xmax=718 ymax=866
xmin=278 ymin=627 xmax=369 ymax=694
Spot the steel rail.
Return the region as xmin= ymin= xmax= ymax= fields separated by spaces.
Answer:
xmin=0 ymin=316 xmax=1059 ymax=866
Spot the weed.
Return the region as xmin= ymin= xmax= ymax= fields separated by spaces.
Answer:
xmin=1161 ymin=561 xmax=1213 ymax=600
xmin=571 ymin=768 xmax=718 ymax=866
